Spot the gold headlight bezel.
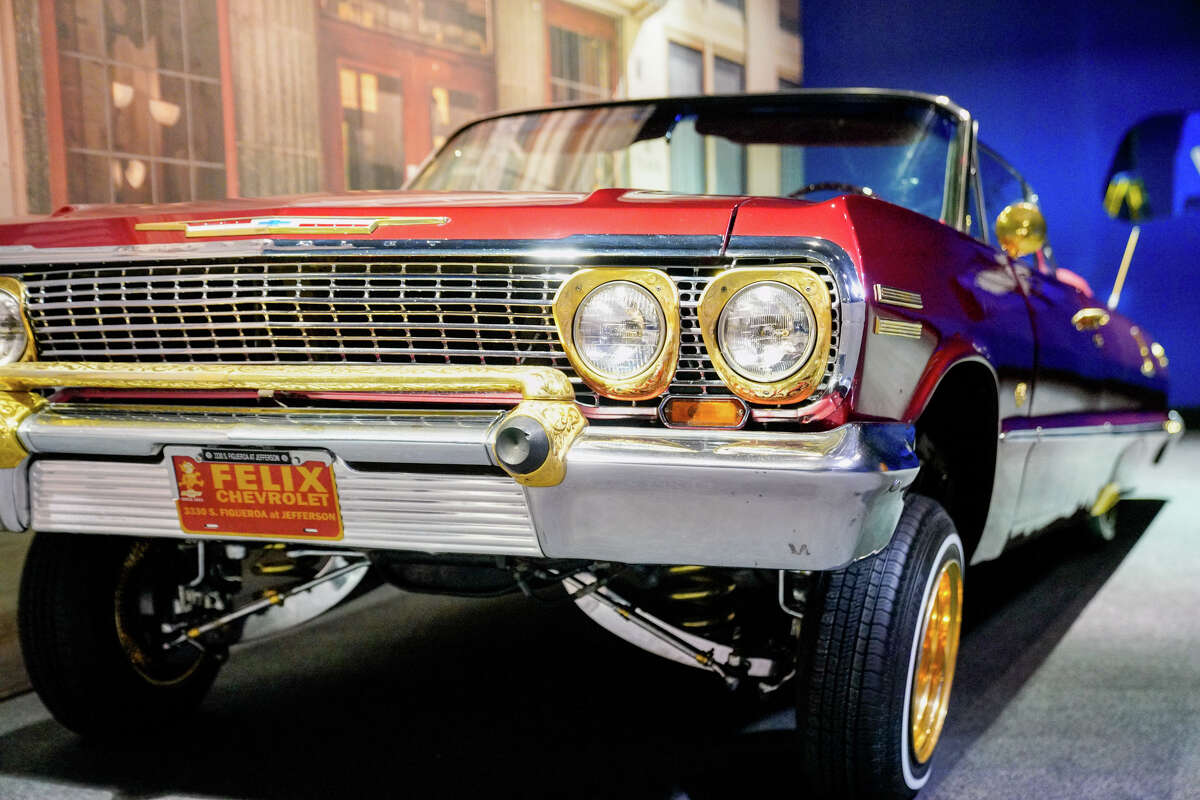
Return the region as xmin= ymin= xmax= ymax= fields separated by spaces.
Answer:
xmin=697 ymin=267 xmax=832 ymax=405
xmin=552 ymin=268 xmax=680 ymax=401
xmin=0 ymin=277 xmax=36 ymax=363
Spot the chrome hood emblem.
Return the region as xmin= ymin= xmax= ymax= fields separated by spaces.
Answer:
xmin=136 ymin=215 xmax=451 ymax=238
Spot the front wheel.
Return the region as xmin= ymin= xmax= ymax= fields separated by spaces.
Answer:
xmin=795 ymin=495 xmax=965 ymax=799
xmin=19 ymin=533 xmax=228 ymax=737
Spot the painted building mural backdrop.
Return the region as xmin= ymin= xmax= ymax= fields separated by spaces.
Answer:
xmin=0 ymin=0 xmax=803 ymax=215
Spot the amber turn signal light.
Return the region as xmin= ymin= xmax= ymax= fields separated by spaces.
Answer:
xmin=659 ymin=397 xmax=748 ymax=429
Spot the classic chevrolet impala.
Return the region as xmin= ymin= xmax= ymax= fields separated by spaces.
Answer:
xmin=4 ymin=90 xmax=1181 ymax=798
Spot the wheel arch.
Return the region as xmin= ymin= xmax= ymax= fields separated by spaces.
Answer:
xmin=908 ymin=357 xmax=999 ymax=562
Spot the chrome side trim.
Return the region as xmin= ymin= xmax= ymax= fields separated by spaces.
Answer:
xmin=974 ymin=416 xmax=1176 ymax=564
xmin=1000 ymin=420 xmax=1170 ymax=441
xmin=30 ymin=459 xmax=542 ymax=556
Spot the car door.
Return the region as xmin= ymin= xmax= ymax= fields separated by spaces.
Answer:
xmin=963 ymin=144 xmax=1040 ymax=562
xmin=977 ymin=146 xmax=1135 ymax=537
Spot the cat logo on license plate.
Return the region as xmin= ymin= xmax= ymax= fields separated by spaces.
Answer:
xmin=167 ymin=447 xmax=343 ymax=540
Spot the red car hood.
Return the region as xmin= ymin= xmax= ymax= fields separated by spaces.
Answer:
xmin=0 ymin=189 xmax=749 ymax=250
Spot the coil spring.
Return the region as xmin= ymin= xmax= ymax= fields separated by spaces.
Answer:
xmin=662 ymin=565 xmax=738 ymax=632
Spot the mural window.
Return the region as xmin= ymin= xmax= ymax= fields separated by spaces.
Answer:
xmin=341 ymin=67 xmax=405 ymax=190
xmin=779 ymin=0 xmax=801 ymax=33
xmin=546 ymin=1 xmax=615 ymax=104
xmin=320 ymin=0 xmax=490 ymax=55
xmin=54 ymin=0 xmax=226 ymax=203
xmin=549 ymin=26 xmax=611 ymax=103
xmin=667 ymin=42 xmax=704 ymax=194
xmin=712 ymin=56 xmax=745 ymax=194
xmin=779 ymin=77 xmax=803 ymax=190
xmin=431 ymin=87 xmax=480 ymax=151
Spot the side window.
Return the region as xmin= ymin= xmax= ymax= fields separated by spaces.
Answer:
xmin=979 ymin=145 xmax=1044 ymax=265
xmin=978 ymin=147 xmax=1028 ymax=227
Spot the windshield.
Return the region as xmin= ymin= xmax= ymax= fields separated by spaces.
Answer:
xmin=410 ymin=94 xmax=962 ymax=221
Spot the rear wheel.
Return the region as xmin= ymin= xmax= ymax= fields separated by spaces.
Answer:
xmin=795 ymin=495 xmax=964 ymax=799
xmin=18 ymin=533 xmax=228 ymax=737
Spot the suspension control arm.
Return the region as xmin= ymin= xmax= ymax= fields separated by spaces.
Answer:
xmin=562 ymin=575 xmax=737 ymax=687
xmin=165 ymin=560 xmax=369 ymax=650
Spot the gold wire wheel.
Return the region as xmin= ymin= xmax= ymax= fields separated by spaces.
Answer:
xmin=910 ymin=558 xmax=963 ymax=764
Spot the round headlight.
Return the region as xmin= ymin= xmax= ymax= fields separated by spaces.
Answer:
xmin=0 ymin=290 xmax=27 ymax=365
xmin=572 ymin=281 xmax=665 ymax=379
xmin=717 ymin=282 xmax=815 ymax=382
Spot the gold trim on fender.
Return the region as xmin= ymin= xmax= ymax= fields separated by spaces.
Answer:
xmin=873 ymin=317 xmax=924 ymax=339
xmin=135 ymin=216 xmax=450 ymax=238
xmin=1071 ymin=307 xmax=1111 ymax=332
xmin=552 ymin=268 xmax=681 ymax=401
xmin=696 ymin=267 xmax=833 ymax=405
xmin=1129 ymin=326 xmax=1156 ymax=378
xmin=0 ymin=392 xmax=44 ymax=468
xmin=1014 ymin=381 xmax=1029 ymax=409
xmin=0 ymin=362 xmax=576 ymax=400
xmin=873 ymin=284 xmax=924 ymax=310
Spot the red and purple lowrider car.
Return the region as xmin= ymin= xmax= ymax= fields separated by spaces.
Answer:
xmin=3 ymin=90 xmax=1180 ymax=798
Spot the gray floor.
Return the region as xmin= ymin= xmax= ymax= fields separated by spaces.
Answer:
xmin=0 ymin=439 xmax=1196 ymax=799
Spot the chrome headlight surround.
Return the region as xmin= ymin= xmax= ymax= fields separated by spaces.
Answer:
xmin=0 ymin=277 xmax=34 ymax=365
xmin=553 ymin=268 xmax=680 ymax=401
xmin=697 ymin=267 xmax=832 ymax=405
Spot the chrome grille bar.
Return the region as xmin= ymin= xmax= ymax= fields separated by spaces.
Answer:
xmin=22 ymin=258 xmax=837 ymax=404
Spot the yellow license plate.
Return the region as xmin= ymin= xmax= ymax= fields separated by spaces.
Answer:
xmin=167 ymin=447 xmax=343 ymax=541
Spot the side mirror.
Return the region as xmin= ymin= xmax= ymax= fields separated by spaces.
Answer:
xmin=994 ymin=201 xmax=1046 ymax=258
xmin=1103 ymin=111 xmax=1200 ymax=222
xmin=1101 ymin=111 xmax=1199 ymax=308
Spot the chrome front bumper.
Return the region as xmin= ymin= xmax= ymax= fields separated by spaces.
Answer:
xmin=0 ymin=364 xmax=919 ymax=570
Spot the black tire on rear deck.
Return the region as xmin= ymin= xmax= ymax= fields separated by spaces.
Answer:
xmin=795 ymin=494 xmax=965 ymax=799
xmin=18 ymin=533 xmax=222 ymax=737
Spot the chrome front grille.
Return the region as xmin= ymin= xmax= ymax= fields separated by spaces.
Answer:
xmin=21 ymin=257 xmax=838 ymax=406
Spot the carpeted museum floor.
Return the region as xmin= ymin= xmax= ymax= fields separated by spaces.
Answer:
xmin=0 ymin=438 xmax=1195 ymax=799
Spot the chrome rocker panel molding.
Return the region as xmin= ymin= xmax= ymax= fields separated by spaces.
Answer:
xmin=2 ymin=403 xmax=918 ymax=571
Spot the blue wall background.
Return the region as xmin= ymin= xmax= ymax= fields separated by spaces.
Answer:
xmin=803 ymin=1 xmax=1200 ymax=407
